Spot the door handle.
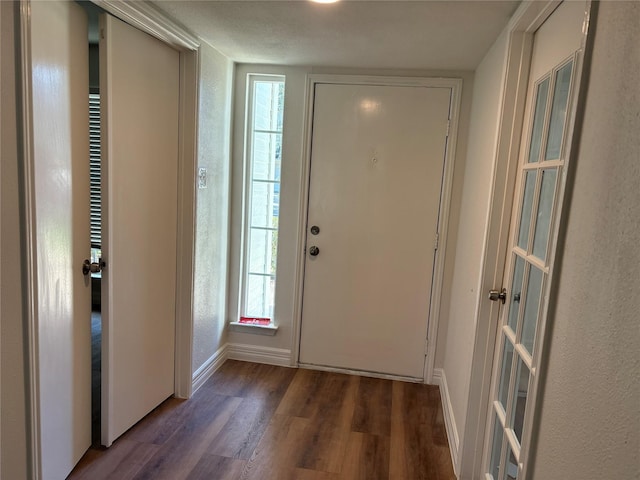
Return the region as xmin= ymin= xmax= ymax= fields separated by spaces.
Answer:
xmin=309 ymin=246 xmax=320 ymax=257
xmin=82 ymin=259 xmax=105 ymax=276
xmin=488 ymin=288 xmax=507 ymax=304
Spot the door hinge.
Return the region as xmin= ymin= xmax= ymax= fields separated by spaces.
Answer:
xmin=424 ymin=338 xmax=429 ymax=356
xmin=434 ymin=232 xmax=440 ymax=251
xmin=446 ymin=120 xmax=451 ymax=137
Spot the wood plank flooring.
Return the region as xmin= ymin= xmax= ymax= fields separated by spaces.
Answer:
xmin=68 ymin=360 xmax=455 ymax=480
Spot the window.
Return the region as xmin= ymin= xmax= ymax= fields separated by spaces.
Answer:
xmin=240 ymin=75 xmax=285 ymax=322
xmin=89 ymin=92 xmax=102 ymax=263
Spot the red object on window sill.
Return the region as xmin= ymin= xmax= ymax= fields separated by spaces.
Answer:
xmin=239 ymin=316 xmax=271 ymax=326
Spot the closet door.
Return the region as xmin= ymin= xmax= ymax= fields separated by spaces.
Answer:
xmin=28 ymin=1 xmax=92 ymax=477
xmin=100 ymin=13 xmax=180 ymax=446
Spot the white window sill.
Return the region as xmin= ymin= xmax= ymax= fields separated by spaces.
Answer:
xmin=229 ymin=322 xmax=278 ymax=336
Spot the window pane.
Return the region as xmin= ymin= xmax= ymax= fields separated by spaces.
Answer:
xmin=517 ymin=171 xmax=536 ymax=250
xmin=248 ymin=228 xmax=278 ymax=275
xmin=545 ymin=61 xmax=573 ymax=160
xmin=498 ymin=338 xmax=515 ymax=412
xmin=510 ymin=357 xmax=530 ymax=445
xmin=521 ymin=266 xmax=543 ymax=354
xmin=252 ymin=132 xmax=281 ymax=181
xmin=245 ymin=273 xmax=274 ymax=318
xmin=532 ymin=169 xmax=557 ymax=261
xmin=254 ymin=81 xmax=283 ymax=132
xmin=275 ymin=82 xmax=284 ymax=130
xmin=508 ymin=255 xmax=525 ymax=332
xmin=503 ymin=443 xmax=518 ymax=480
xmin=527 ymin=78 xmax=550 ymax=163
xmin=251 ymin=181 xmax=279 ymax=229
xmin=489 ymin=415 xmax=504 ymax=480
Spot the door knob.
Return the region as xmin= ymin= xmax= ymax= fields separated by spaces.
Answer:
xmin=309 ymin=246 xmax=320 ymax=257
xmin=488 ymin=288 xmax=507 ymax=304
xmin=82 ymin=259 xmax=105 ymax=276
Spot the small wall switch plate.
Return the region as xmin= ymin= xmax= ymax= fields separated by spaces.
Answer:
xmin=198 ymin=167 xmax=207 ymax=188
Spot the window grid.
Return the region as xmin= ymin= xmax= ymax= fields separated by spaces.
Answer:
xmin=241 ymin=76 xmax=285 ymax=321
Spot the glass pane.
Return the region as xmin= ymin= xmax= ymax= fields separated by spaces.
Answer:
xmin=254 ymin=81 xmax=284 ymax=132
xmin=245 ymin=273 xmax=274 ymax=318
xmin=510 ymin=357 xmax=530 ymax=445
xmin=521 ymin=266 xmax=543 ymax=354
xmin=527 ymin=78 xmax=550 ymax=163
xmin=252 ymin=132 xmax=282 ymax=181
xmin=545 ymin=61 xmax=573 ymax=160
xmin=251 ymin=181 xmax=279 ymax=229
xmin=489 ymin=415 xmax=504 ymax=480
xmin=498 ymin=339 xmax=515 ymax=412
xmin=248 ymin=228 xmax=278 ymax=275
xmin=532 ymin=169 xmax=557 ymax=260
xmin=517 ymin=171 xmax=537 ymax=250
xmin=508 ymin=255 xmax=525 ymax=332
xmin=503 ymin=443 xmax=519 ymax=480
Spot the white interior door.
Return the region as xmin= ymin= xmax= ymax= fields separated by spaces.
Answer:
xmin=484 ymin=2 xmax=585 ymax=478
xmin=28 ymin=1 xmax=91 ymax=477
xmin=299 ymin=83 xmax=451 ymax=379
xmin=100 ymin=13 xmax=179 ymax=446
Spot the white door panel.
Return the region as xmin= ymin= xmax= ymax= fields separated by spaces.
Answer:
xmin=29 ymin=1 xmax=91 ymax=477
xmin=299 ymin=83 xmax=450 ymax=379
xmin=100 ymin=13 xmax=179 ymax=446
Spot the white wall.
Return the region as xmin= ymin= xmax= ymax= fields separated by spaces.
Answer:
xmin=0 ymin=2 xmax=29 ymax=478
xmin=530 ymin=2 xmax=640 ymax=478
xmin=439 ymin=29 xmax=510 ymax=469
xmin=191 ymin=42 xmax=234 ymax=375
xmin=227 ymin=64 xmax=473 ymax=364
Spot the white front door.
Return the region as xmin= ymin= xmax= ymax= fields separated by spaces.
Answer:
xmin=483 ymin=2 xmax=586 ymax=478
xmin=299 ymin=82 xmax=451 ymax=379
xmin=100 ymin=13 xmax=179 ymax=446
xmin=28 ymin=1 xmax=92 ymax=478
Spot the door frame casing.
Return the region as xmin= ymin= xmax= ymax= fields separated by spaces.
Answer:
xmin=19 ymin=1 xmax=200 ymax=477
xmin=291 ymin=74 xmax=463 ymax=384
xmin=459 ymin=1 xmax=595 ymax=478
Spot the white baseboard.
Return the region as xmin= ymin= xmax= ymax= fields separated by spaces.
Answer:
xmin=433 ymin=368 xmax=460 ymax=477
xmin=227 ymin=343 xmax=292 ymax=367
xmin=192 ymin=344 xmax=228 ymax=394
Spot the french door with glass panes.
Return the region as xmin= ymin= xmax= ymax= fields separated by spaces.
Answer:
xmin=483 ymin=3 xmax=586 ymax=477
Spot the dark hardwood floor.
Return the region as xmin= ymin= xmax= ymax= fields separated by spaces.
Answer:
xmin=68 ymin=360 xmax=455 ymax=480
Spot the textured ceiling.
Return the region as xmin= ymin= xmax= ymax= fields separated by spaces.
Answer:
xmin=152 ymin=0 xmax=520 ymax=70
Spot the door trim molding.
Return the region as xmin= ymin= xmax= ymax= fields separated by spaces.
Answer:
xmin=291 ymin=74 xmax=463 ymax=384
xmin=93 ymin=0 xmax=199 ymax=50
xmin=459 ymin=1 xmax=596 ymax=478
